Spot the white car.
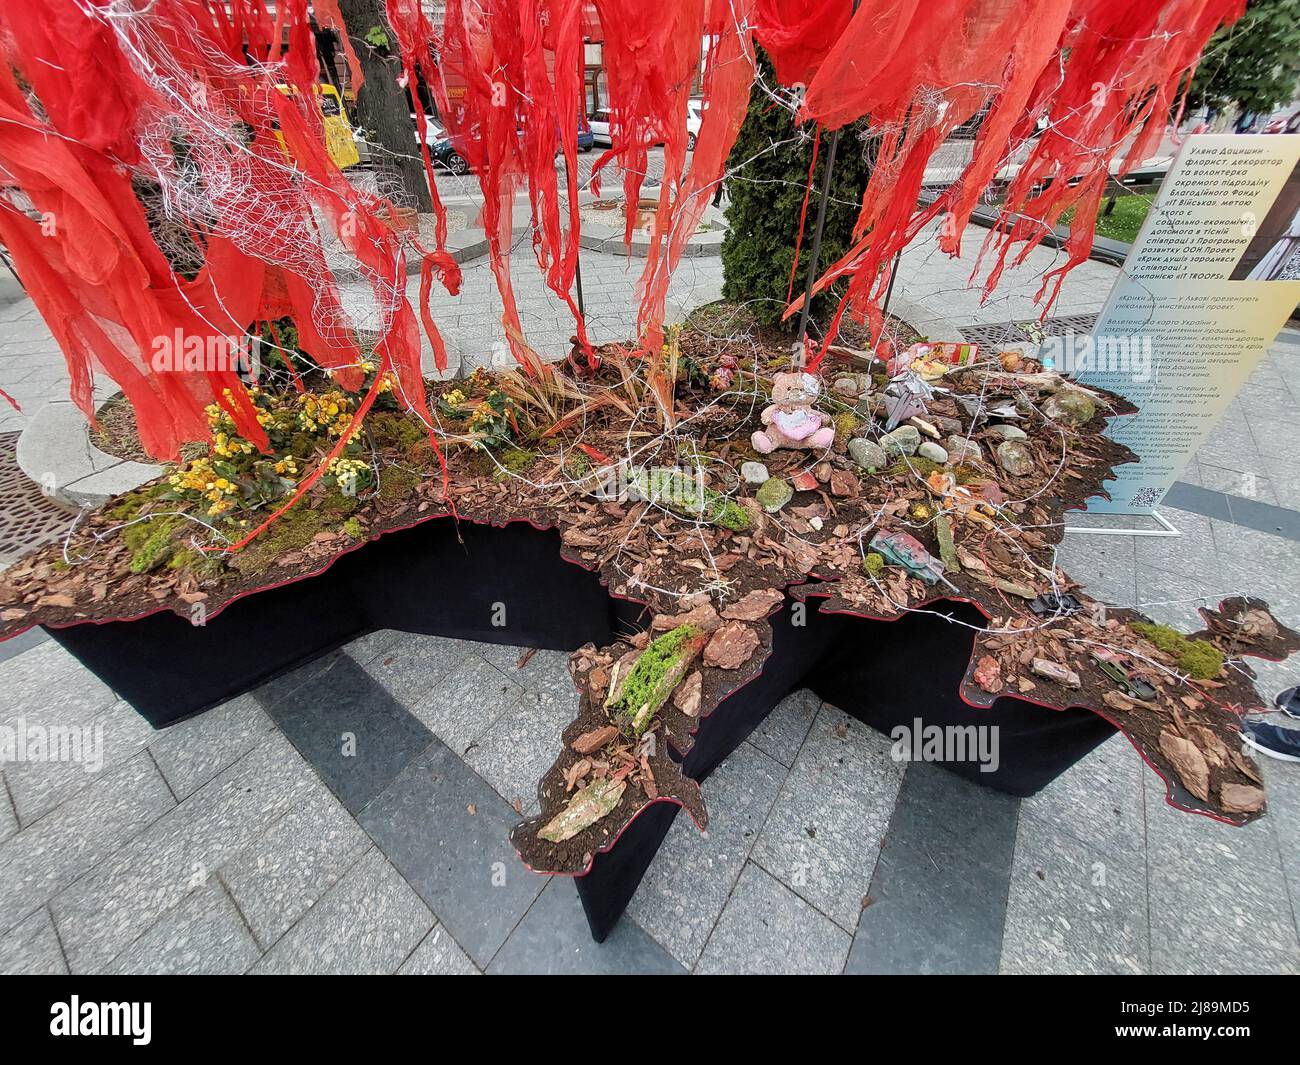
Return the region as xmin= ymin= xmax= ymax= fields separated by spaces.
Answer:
xmin=589 ymin=102 xmax=706 ymax=151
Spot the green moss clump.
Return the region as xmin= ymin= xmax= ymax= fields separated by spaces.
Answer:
xmin=636 ymin=467 xmax=750 ymax=531
xmin=342 ymin=517 xmax=365 ymax=539
xmin=287 ymin=432 xmax=318 ymax=460
xmin=369 ymin=411 xmax=428 ymax=457
xmin=491 ymin=447 xmax=536 ymax=482
xmin=886 ymin=456 xmax=941 ymax=479
xmin=229 ymin=491 xmax=355 ymax=576
xmin=105 ymin=483 xmax=170 ymax=523
xmin=833 ymin=410 xmax=860 ymax=448
xmin=1130 ymin=622 xmax=1225 ymax=680
xmin=608 ymin=625 xmax=700 ymax=736
xmin=378 ymin=465 xmax=421 ymax=502
xmin=123 ymin=514 xmax=181 ymax=574
xmin=166 ymin=547 xmax=226 ymax=581
xmin=863 ymin=552 xmax=885 ymax=577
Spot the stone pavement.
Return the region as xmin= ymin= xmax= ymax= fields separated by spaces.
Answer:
xmin=2 ymin=233 xmax=1300 ymax=974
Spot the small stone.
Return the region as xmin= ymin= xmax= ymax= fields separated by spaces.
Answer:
xmin=848 ymin=438 xmax=887 ymax=471
xmin=917 ymin=440 xmax=948 ymax=463
xmin=809 ymin=516 xmax=824 ymax=531
xmin=880 ymin=425 xmax=921 ymax=457
xmin=832 ymin=375 xmax=862 ymax=398
xmin=1043 ymin=388 xmax=1096 ymax=427
xmin=944 ymin=435 xmax=983 ymax=463
xmin=987 ymin=423 xmax=1027 ymax=440
xmin=791 ymin=470 xmax=819 ymax=492
xmin=755 ymin=477 xmax=793 ymax=512
xmin=813 ymin=460 xmax=832 ymax=483
xmin=1031 ymin=657 xmax=1081 ymax=689
xmin=740 ymin=461 xmax=770 ymax=485
xmin=997 ymin=439 xmax=1036 ymax=477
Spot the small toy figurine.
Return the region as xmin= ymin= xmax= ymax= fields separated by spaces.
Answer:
xmin=752 ymin=371 xmax=835 ymax=454
xmin=869 ymin=531 xmax=960 ymax=592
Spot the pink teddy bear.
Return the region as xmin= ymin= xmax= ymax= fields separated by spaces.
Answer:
xmin=752 ymin=371 xmax=835 ymax=454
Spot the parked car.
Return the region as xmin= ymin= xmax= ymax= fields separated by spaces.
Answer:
xmin=686 ymin=98 xmax=706 ymax=151
xmin=589 ymin=108 xmax=613 ymax=147
xmin=576 ymin=117 xmax=594 ymax=153
xmin=431 ymin=132 xmax=475 ymax=175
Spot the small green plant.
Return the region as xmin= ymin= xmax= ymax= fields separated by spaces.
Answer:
xmin=862 ymin=552 xmax=885 ymax=577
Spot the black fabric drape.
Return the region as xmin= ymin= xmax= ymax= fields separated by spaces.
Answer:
xmin=41 ymin=518 xmax=1114 ymax=940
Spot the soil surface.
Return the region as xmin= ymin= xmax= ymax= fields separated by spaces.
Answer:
xmin=2 ymin=327 xmax=1293 ymax=872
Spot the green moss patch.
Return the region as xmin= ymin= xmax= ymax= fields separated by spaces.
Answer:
xmin=1130 ymin=622 xmax=1225 ymax=680
xmin=607 ymin=624 xmax=703 ymax=736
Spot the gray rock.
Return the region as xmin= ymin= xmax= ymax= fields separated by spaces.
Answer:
xmin=832 ymin=376 xmax=862 ymax=398
xmin=848 ymin=438 xmax=887 ymax=472
xmin=944 ymin=435 xmax=984 ymax=464
xmin=987 ymin=423 xmax=1027 ymax=440
xmin=918 ymin=441 xmax=948 ymax=463
xmin=997 ymin=439 xmax=1036 ymax=477
xmin=880 ymin=425 xmax=920 ymax=458
xmin=755 ymin=477 xmax=794 ymax=513
xmin=1043 ymin=388 xmax=1096 ymax=427
xmin=740 ymin=461 xmax=770 ymax=485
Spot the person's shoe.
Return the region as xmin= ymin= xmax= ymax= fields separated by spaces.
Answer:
xmin=1274 ymin=685 xmax=1300 ymax=720
xmin=1241 ymin=721 xmax=1300 ymax=762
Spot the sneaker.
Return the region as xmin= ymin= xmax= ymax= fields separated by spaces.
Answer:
xmin=1274 ymin=685 xmax=1300 ymax=720
xmin=1241 ymin=721 xmax=1300 ymax=763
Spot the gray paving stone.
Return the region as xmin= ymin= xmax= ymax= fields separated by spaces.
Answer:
xmin=696 ymin=862 xmax=850 ymax=974
xmin=1019 ymin=733 xmax=1146 ymax=859
xmin=0 ymin=778 xmax=16 ymax=843
xmin=256 ymin=652 xmax=433 ymax=813
xmin=409 ymin=650 xmax=525 ymax=757
xmin=51 ymin=732 xmax=321 ymax=973
xmin=0 ymin=907 xmax=67 ymax=974
xmin=0 ymin=640 xmax=116 ymax=726
xmin=252 ymin=848 xmax=434 ymax=974
xmin=221 ymin=790 xmax=371 ymax=948
xmin=0 ymin=626 xmax=48 ymax=665
xmin=751 ymin=704 xmax=904 ymax=931
xmin=1133 ymin=507 xmax=1219 ymax=581
xmin=4 ymin=696 xmax=155 ymax=827
xmin=0 ymin=752 xmax=173 ymax=935
xmin=626 ymin=741 xmax=785 ymax=967
xmin=489 ymin=877 xmax=683 ymax=974
xmin=748 ymin=688 xmax=818 ymax=767
xmin=398 ymin=924 xmax=480 ymax=974
xmin=847 ymin=762 xmax=1020 ymax=974
xmin=465 ymin=686 xmax=575 ymax=816
xmin=1000 ymin=820 xmax=1148 ymax=975
xmin=357 ymin=630 xmax=474 ymax=705
xmin=1144 ymin=780 xmax=1299 ymax=975
xmin=357 ymin=738 xmax=546 ymax=968
xmin=105 ymin=882 xmax=260 ymax=975
xmin=343 ymin=628 xmax=403 ymax=665
xmin=147 ymin=694 xmax=276 ymax=800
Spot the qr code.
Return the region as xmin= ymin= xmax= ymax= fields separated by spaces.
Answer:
xmin=1129 ymin=486 xmax=1161 ymax=509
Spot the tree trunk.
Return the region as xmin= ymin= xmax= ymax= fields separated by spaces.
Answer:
xmin=336 ymin=0 xmax=432 ymax=212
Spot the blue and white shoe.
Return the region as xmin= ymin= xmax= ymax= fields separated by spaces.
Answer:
xmin=1242 ymin=721 xmax=1300 ymax=763
xmin=1274 ymin=686 xmax=1300 ymax=721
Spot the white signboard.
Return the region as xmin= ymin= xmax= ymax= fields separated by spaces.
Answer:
xmin=1067 ymin=134 xmax=1300 ymax=513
